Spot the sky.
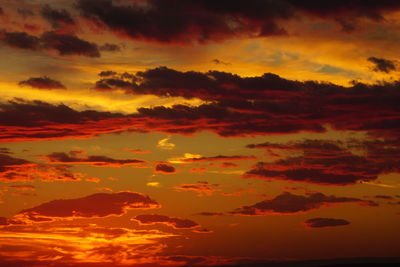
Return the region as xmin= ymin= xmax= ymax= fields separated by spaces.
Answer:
xmin=0 ymin=0 xmax=400 ymax=266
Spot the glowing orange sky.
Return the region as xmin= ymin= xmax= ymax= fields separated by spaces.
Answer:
xmin=0 ymin=1 xmax=400 ymax=266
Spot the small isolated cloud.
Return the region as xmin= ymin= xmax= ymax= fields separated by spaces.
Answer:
xmin=147 ymin=182 xmax=160 ymax=187
xmin=18 ymin=76 xmax=66 ymax=90
xmin=181 ymin=155 xmax=256 ymax=163
xmin=212 ymin=59 xmax=230 ymax=65
xmin=155 ymin=163 xmax=176 ymax=174
xmin=304 ymin=217 xmax=350 ymax=228
xmin=132 ymin=214 xmax=200 ymax=229
xmin=368 ymin=57 xmax=397 ymax=73
xmin=15 ymin=191 xmax=160 ymax=222
xmin=173 ymin=181 xmax=220 ymax=197
xmin=45 ymin=152 xmax=145 ymax=167
xmin=157 ymin=136 xmax=175 ymax=150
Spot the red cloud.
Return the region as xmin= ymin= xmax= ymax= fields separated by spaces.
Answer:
xmin=0 ymin=100 xmax=137 ymax=143
xmin=15 ymin=192 xmax=160 ymax=222
xmin=133 ymin=214 xmax=199 ymax=229
xmin=304 ymin=218 xmax=350 ymax=228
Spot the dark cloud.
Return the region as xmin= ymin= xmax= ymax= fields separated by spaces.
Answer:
xmin=133 ymin=214 xmax=199 ymax=229
xmin=41 ymin=5 xmax=75 ymax=28
xmin=3 ymin=64 xmax=400 ymax=143
xmin=90 ymin=66 xmax=400 ymax=138
xmin=368 ymin=57 xmax=397 ymax=73
xmin=41 ymin=31 xmax=100 ymax=57
xmin=304 ymin=217 xmax=350 ymax=228
xmin=46 ymin=152 xmax=144 ymax=167
xmin=18 ymin=76 xmax=66 ymax=90
xmin=245 ymin=139 xmax=400 ymax=185
xmin=0 ymin=31 xmax=100 ymax=57
xmin=155 ymin=163 xmax=176 ymax=174
xmin=212 ymin=59 xmax=230 ymax=65
xmin=0 ymin=100 xmax=134 ymax=142
xmin=76 ymin=0 xmax=400 ymax=44
xmin=16 ymin=191 xmax=160 ymax=222
xmin=375 ymin=195 xmax=394 ymax=200
xmin=229 ymin=192 xmax=377 ymax=215
xmin=0 ymin=31 xmax=40 ymax=50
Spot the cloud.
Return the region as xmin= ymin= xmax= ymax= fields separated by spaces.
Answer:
xmin=173 ymin=181 xmax=220 ymax=197
xmin=157 ymin=136 xmax=175 ymax=150
xmin=133 ymin=214 xmax=199 ymax=229
xmin=91 ymin=66 xmax=400 ymax=138
xmin=41 ymin=4 xmax=75 ymax=29
xmin=227 ymin=192 xmax=377 ymax=216
xmin=245 ymin=139 xmax=400 ymax=185
xmin=45 ymin=152 xmax=145 ymax=167
xmin=212 ymin=59 xmax=230 ymax=65
xmin=0 ymin=31 xmax=40 ymax=50
xmin=0 ymin=100 xmax=134 ymax=142
xmin=15 ymin=191 xmax=160 ymax=222
xmin=0 ymin=153 xmax=81 ymax=182
xmin=155 ymin=163 xmax=176 ymax=174
xmin=40 ymin=31 xmax=100 ymax=57
xmin=304 ymin=217 xmax=350 ymax=228
xmin=18 ymin=76 xmax=66 ymax=90
xmin=3 ymin=64 xmax=400 ymax=143
xmin=0 ymin=223 xmax=173 ymax=265
xmin=0 ymin=31 xmax=100 ymax=57
xmin=99 ymin=43 xmax=121 ymax=52
xmin=124 ymin=148 xmax=151 ymax=154
xmin=181 ymin=155 xmax=256 ymax=163
xmin=76 ymin=0 xmax=400 ymax=44
xmin=368 ymin=57 xmax=397 ymax=73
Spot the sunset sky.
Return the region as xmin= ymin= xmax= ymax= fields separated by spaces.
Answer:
xmin=0 ymin=0 xmax=400 ymax=266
